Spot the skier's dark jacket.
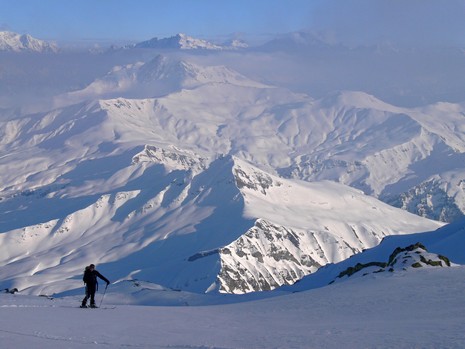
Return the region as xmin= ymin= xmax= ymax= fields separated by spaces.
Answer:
xmin=83 ymin=266 xmax=110 ymax=290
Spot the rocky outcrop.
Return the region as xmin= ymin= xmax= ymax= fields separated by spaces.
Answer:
xmin=334 ymin=242 xmax=452 ymax=282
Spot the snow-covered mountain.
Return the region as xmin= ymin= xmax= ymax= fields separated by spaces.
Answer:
xmin=0 ymin=53 xmax=463 ymax=296
xmin=52 ymin=58 xmax=465 ymax=222
xmin=0 ymin=31 xmax=58 ymax=53
xmin=215 ymin=163 xmax=442 ymax=293
xmin=0 ymin=136 xmax=441 ymax=295
xmin=129 ymin=33 xmax=243 ymax=50
xmin=53 ymin=55 xmax=268 ymax=106
xmin=2 ymin=214 xmax=463 ymax=348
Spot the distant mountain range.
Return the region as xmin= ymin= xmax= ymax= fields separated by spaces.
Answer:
xmin=0 ymin=31 xmax=249 ymax=53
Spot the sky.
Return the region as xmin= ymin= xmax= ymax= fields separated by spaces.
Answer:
xmin=0 ymin=0 xmax=315 ymax=44
xmin=1 ymin=0 xmax=465 ymax=46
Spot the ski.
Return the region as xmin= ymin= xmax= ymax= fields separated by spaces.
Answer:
xmin=79 ymin=306 xmax=116 ymax=309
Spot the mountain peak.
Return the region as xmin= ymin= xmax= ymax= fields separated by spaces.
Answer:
xmin=131 ymin=33 xmax=246 ymax=50
xmin=54 ymin=55 xmax=270 ymax=106
xmin=133 ymin=33 xmax=222 ymax=50
xmin=0 ymin=31 xmax=58 ymax=53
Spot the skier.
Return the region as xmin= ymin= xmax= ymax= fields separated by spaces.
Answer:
xmin=81 ymin=264 xmax=110 ymax=308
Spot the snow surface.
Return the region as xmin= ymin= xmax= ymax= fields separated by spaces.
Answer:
xmin=1 ymin=261 xmax=464 ymax=348
xmin=2 ymin=217 xmax=465 ymax=348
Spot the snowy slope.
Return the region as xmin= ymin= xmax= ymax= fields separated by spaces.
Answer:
xmin=1 ymin=264 xmax=465 ymax=348
xmin=0 ymin=31 xmax=58 ymax=52
xmin=285 ymin=216 xmax=465 ymax=292
xmin=216 ymin=159 xmax=442 ymax=293
xmin=1 ymin=218 xmax=463 ymax=348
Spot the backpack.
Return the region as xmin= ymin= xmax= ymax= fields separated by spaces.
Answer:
xmin=82 ymin=266 xmax=93 ymax=284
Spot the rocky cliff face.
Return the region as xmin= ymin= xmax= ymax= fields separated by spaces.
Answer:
xmin=218 ymin=219 xmax=324 ymax=293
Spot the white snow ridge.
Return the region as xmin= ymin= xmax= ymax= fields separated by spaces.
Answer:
xmin=1 ymin=27 xmax=465 ymax=348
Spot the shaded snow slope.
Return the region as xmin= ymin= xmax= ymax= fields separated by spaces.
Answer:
xmin=0 ymin=150 xmax=251 ymax=295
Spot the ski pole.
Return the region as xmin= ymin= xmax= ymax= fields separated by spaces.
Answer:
xmin=99 ymin=284 xmax=108 ymax=308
